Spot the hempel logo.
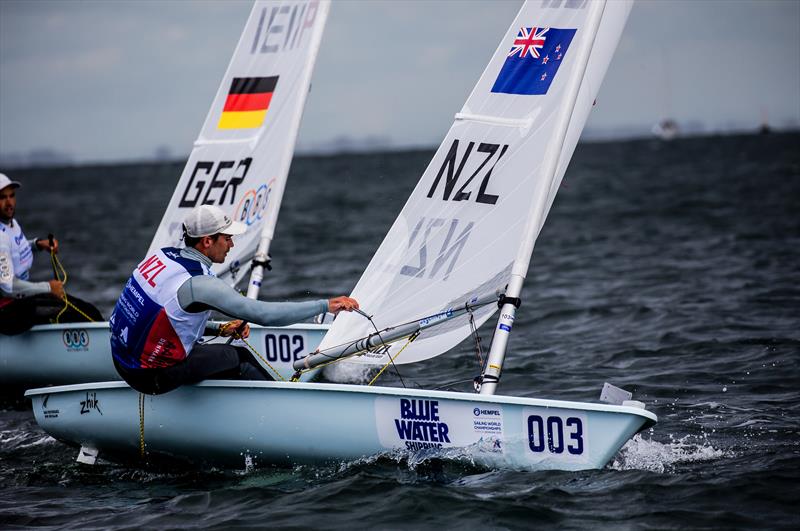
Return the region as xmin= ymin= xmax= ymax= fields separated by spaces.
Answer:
xmin=473 ymin=407 xmax=501 ymax=417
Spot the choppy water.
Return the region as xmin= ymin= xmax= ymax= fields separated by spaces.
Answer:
xmin=2 ymin=133 xmax=799 ymax=528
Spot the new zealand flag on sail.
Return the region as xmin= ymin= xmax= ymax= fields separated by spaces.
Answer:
xmin=491 ymin=26 xmax=577 ymax=95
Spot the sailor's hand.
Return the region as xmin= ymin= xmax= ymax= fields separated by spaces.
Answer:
xmin=48 ymin=280 xmax=65 ymax=300
xmin=328 ymin=296 xmax=359 ymax=315
xmin=36 ymin=238 xmax=58 ymax=253
xmin=221 ymin=319 xmax=250 ymax=339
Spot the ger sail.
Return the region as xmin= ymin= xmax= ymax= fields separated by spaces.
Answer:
xmin=148 ymin=0 xmax=329 ymax=298
xmin=310 ymin=0 xmax=633 ymax=376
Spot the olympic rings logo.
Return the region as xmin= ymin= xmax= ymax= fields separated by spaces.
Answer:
xmin=234 ymin=180 xmax=274 ymax=227
xmin=62 ymin=329 xmax=90 ymax=349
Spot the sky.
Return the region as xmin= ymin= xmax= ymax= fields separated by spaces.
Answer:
xmin=0 ymin=0 xmax=798 ymax=165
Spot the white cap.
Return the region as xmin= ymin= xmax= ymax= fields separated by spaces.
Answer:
xmin=182 ymin=205 xmax=247 ymax=238
xmin=0 ymin=173 xmax=22 ymax=191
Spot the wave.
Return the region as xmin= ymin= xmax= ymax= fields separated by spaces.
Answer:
xmin=609 ymin=434 xmax=730 ymax=473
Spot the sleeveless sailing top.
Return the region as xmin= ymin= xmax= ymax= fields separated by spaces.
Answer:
xmin=0 ymin=219 xmax=34 ymax=293
xmin=110 ymin=247 xmax=213 ymax=369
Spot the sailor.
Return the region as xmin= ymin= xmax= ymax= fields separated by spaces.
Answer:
xmin=0 ymin=173 xmax=97 ymax=334
xmin=109 ymin=204 xmax=359 ymax=395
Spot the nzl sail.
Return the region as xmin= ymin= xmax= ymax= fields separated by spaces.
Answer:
xmin=312 ymin=0 xmax=632 ymax=369
xmin=148 ymin=0 xmax=329 ymax=296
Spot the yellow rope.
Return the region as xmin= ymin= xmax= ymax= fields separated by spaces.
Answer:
xmin=62 ymin=299 xmax=97 ymax=322
xmin=48 ymin=250 xmax=97 ymax=324
xmin=49 ymin=248 xmax=66 ymax=281
xmin=367 ymin=332 xmax=418 ymax=386
xmin=218 ymin=322 xmax=287 ymax=381
xmin=240 ymin=335 xmax=287 ymax=382
xmin=289 ymin=353 xmax=354 ymax=382
xmin=289 ymin=333 xmax=419 ymax=383
xmin=289 ymin=345 xmax=374 ymax=381
xmin=217 ymin=320 xmax=420 ymax=385
xmin=138 ymin=393 xmax=146 ymax=459
xmin=50 ymin=250 xmax=69 ymax=323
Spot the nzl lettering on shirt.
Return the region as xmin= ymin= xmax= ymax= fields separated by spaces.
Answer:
xmin=138 ymin=255 xmax=167 ymax=287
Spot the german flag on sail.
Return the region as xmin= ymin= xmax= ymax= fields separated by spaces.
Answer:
xmin=217 ymin=76 xmax=278 ymax=129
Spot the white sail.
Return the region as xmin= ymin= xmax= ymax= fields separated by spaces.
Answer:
xmin=148 ymin=0 xmax=329 ymax=287
xmin=318 ymin=0 xmax=632 ymax=365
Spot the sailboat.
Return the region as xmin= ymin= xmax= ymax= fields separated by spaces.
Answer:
xmin=652 ymin=118 xmax=679 ymax=141
xmin=26 ymin=0 xmax=656 ymax=472
xmin=651 ymin=47 xmax=679 ymax=141
xmin=1 ymin=0 xmax=331 ymax=390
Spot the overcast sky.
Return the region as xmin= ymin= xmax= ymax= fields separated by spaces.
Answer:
xmin=1 ymin=0 xmax=798 ymax=164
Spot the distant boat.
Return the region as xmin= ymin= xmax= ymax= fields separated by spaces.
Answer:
xmin=1 ymin=0 xmax=331 ymax=390
xmin=27 ymin=0 xmax=657 ymax=473
xmin=652 ymin=118 xmax=679 ymax=141
xmin=651 ymin=45 xmax=678 ymax=141
xmin=758 ymin=106 xmax=772 ymax=135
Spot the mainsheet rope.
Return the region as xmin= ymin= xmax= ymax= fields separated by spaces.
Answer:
xmin=467 ymin=305 xmax=484 ymax=367
xmin=289 ymin=310 xmax=416 ymax=386
xmin=217 ymin=321 xmax=287 ymax=381
xmin=138 ymin=393 xmax=146 ymax=459
xmin=290 ymin=299 xmax=498 ymax=385
xmin=49 ymin=246 xmax=97 ymax=324
xmin=215 ymin=297 xmax=498 ymax=386
xmin=288 ymin=332 xmax=417 ymax=385
xmin=367 ymin=331 xmax=418 ymax=386
xmin=358 ymin=309 xmax=408 ymax=388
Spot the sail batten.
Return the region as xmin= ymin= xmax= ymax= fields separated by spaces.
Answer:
xmin=193 ymin=138 xmax=261 ymax=147
xmin=454 ymin=113 xmax=533 ymax=128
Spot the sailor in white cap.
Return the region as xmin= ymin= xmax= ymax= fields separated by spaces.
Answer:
xmin=109 ymin=204 xmax=359 ymax=395
xmin=0 ymin=172 xmax=85 ymax=334
xmin=0 ymin=172 xmax=63 ymax=299
xmin=0 ymin=173 xmax=103 ymax=335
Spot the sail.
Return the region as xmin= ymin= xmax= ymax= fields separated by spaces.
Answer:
xmin=148 ymin=0 xmax=329 ymax=285
xmin=318 ymin=0 xmax=632 ymax=365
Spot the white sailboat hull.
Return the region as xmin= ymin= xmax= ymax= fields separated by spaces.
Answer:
xmin=1 ymin=323 xmax=117 ymax=388
xmin=1 ymin=323 xmax=327 ymax=389
xmin=25 ymin=381 xmax=656 ymax=471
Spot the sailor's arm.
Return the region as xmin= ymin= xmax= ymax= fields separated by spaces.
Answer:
xmin=29 ymin=237 xmax=59 ymax=253
xmin=1 ymin=278 xmax=65 ymax=299
xmin=1 ymin=238 xmax=60 ymax=298
xmin=176 ymin=275 xmax=328 ymax=327
xmin=1 ymin=277 xmax=50 ymax=298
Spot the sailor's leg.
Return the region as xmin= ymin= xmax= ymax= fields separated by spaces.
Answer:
xmin=233 ymin=347 xmax=274 ymax=381
xmin=116 ymin=343 xmax=273 ymax=395
xmin=159 ymin=343 xmax=272 ymax=387
xmin=0 ymin=298 xmax=35 ymax=334
xmin=0 ymin=296 xmax=44 ymax=334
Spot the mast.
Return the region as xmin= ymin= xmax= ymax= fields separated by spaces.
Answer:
xmin=246 ymin=0 xmax=330 ymax=299
xmin=479 ymin=0 xmax=608 ymax=395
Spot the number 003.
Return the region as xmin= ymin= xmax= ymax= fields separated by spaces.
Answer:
xmin=526 ymin=415 xmax=584 ymax=455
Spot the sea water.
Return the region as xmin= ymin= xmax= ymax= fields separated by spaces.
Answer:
xmin=1 ymin=133 xmax=798 ymax=528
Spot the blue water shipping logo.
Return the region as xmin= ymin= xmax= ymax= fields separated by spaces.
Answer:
xmin=394 ymin=398 xmax=451 ymax=451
